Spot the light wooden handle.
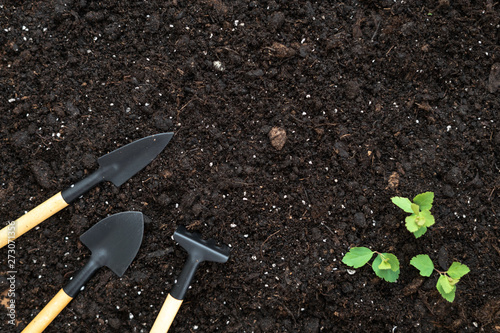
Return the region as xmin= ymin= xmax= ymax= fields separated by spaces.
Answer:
xmin=150 ymin=294 xmax=184 ymax=333
xmin=22 ymin=288 xmax=73 ymax=333
xmin=0 ymin=192 xmax=68 ymax=248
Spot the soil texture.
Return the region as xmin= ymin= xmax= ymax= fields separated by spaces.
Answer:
xmin=1 ymin=1 xmax=499 ymax=332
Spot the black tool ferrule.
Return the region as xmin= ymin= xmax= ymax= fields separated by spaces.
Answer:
xmin=170 ymin=255 xmax=201 ymax=300
xmin=63 ymin=258 xmax=101 ymax=298
xmin=61 ymin=168 xmax=106 ymax=204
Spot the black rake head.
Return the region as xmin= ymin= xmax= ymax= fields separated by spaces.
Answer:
xmin=170 ymin=225 xmax=230 ymax=300
xmin=173 ymin=225 xmax=230 ymax=264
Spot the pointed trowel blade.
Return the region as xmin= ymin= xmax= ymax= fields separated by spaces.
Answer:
xmin=98 ymin=132 xmax=174 ymax=187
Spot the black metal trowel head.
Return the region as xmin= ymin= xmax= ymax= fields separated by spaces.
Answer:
xmin=62 ymin=211 xmax=145 ymax=299
xmin=61 ymin=133 xmax=174 ymax=204
xmin=98 ymin=132 xmax=174 ymax=187
xmin=80 ymin=211 xmax=144 ymax=277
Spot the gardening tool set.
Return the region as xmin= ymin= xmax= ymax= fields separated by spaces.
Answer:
xmin=2 ymin=133 xmax=230 ymax=333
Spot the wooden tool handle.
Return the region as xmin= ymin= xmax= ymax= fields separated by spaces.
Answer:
xmin=0 ymin=192 xmax=68 ymax=248
xmin=150 ymin=294 xmax=184 ymax=333
xmin=22 ymin=288 xmax=73 ymax=333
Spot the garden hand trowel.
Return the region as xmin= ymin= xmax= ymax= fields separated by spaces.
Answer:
xmin=150 ymin=225 xmax=230 ymax=333
xmin=0 ymin=132 xmax=173 ymax=248
xmin=21 ymin=211 xmax=144 ymax=333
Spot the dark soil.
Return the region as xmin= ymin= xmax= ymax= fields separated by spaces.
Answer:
xmin=1 ymin=1 xmax=499 ymax=332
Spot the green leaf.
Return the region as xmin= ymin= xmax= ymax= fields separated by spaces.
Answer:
xmin=391 ymin=197 xmax=414 ymax=213
xmin=384 ymin=253 xmax=400 ymax=272
xmin=420 ymin=210 xmax=435 ymax=227
xmin=410 ymin=254 xmax=434 ymax=277
xmin=413 ymin=192 xmax=434 ymax=211
xmin=413 ymin=225 xmax=427 ymax=238
xmin=405 ymin=215 xmax=419 ymax=232
xmin=447 ymin=262 xmax=470 ymax=279
xmin=372 ymin=254 xmax=400 ymax=282
xmin=436 ymin=278 xmax=456 ymax=302
xmin=342 ymin=247 xmax=374 ymax=268
xmin=411 ymin=203 xmax=420 ymax=215
xmin=438 ymin=274 xmax=454 ymax=294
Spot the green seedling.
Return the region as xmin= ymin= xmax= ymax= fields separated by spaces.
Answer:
xmin=410 ymin=254 xmax=470 ymax=302
xmin=391 ymin=192 xmax=435 ymax=238
xmin=342 ymin=247 xmax=400 ymax=283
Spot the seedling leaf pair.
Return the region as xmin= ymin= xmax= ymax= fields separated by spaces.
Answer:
xmin=392 ymin=192 xmax=435 ymax=238
xmin=342 ymin=247 xmax=400 ymax=283
xmin=410 ymin=254 xmax=470 ymax=302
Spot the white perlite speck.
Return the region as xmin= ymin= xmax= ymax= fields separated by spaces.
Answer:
xmin=213 ymin=61 xmax=225 ymax=71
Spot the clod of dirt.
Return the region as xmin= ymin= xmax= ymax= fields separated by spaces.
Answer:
xmin=153 ymin=112 xmax=174 ymax=131
xmin=436 ymin=0 xmax=450 ymax=10
xmin=334 ymin=141 xmax=349 ymax=158
xmin=70 ymin=214 xmax=90 ymax=237
xmin=401 ymin=22 xmax=416 ymax=37
xmin=344 ymin=80 xmax=361 ymax=100
xmin=84 ymin=11 xmax=106 ymax=23
xmin=259 ymin=317 xmax=275 ymax=331
xmin=268 ymin=127 xmax=287 ymax=150
xmin=208 ymin=0 xmax=229 ymax=16
xmin=269 ymin=42 xmax=296 ymax=58
xmin=303 ymin=317 xmax=320 ymax=332
xmin=353 ymin=212 xmax=367 ymax=228
xmin=30 ymin=160 xmax=53 ymax=189
xmin=403 ymin=277 xmax=424 ymax=296
xmin=65 ymin=100 xmax=80 ymax=117
xmin=487 ymin=63 xmax=500 ymax=93
xmin=145 ymin=13 xmax=161 ymax=33
xmin=467 ymin=173 xmax=484 ymax=189
xmin=108 ymin=318 xmax=121 ymax=329
xmin=268 ymin=12 xmax=285 ymax=31
xmin=445 ymin=166 xmax=463 ymax=185
xmin=438 ymin=246 xmax=449 ymax=270
xmin=157 ymin=193 xmax=172 ymax=206
xmin=341 ymin=281 xmax=354 ymax=294
xmin=12 ymin=131 xmax=30 ymax=148
xmin=246 ymin=68 xmax=265 ymax=78
xmin=442 ymin=184 xmax=455 ymax=198
xmin=81 ymin=153 xmax=97 ymax=169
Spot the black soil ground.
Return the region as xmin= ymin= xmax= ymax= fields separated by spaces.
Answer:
xmin=1 ymin=1 xmax=499 ymax=332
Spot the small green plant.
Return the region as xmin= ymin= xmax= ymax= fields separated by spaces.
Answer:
xmin=391 ymin=192 xmax=435 ymax=238
xmin=410 ymin=254 xmax=470 ymax=302
xmin=342 ymin=247 xmax=400 ymax=282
